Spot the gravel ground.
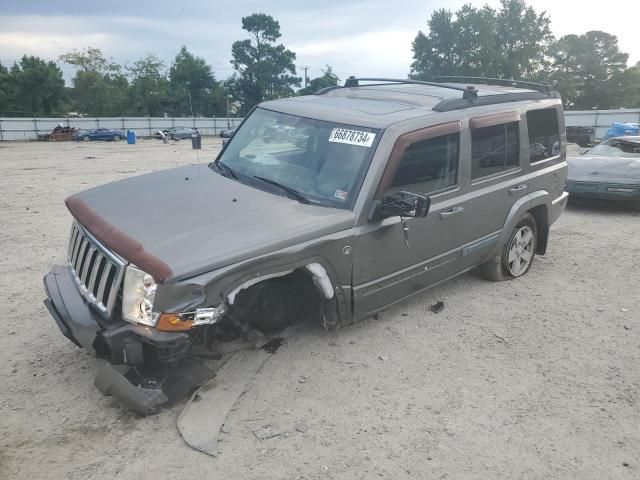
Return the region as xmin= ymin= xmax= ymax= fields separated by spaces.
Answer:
xmin=1 ymin=140 xmax=639 ymax=479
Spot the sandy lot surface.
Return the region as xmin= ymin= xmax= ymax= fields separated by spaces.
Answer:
xmin=1 ymin=140 xmax=639 ymax=480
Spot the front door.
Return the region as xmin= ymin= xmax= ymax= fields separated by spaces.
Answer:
xmin=352 ymin=122 xmax=476 ymax=317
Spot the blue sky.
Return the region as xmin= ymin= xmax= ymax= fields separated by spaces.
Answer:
xmin=0 ymin=0 xmax=637 ymax=84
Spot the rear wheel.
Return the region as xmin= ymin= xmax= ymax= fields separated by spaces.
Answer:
xmin=476 ymin=212 xmax=537 ymax=282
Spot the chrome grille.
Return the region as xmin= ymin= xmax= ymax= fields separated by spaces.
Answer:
xmin=67 ymin=221 xmax=125 ymax=318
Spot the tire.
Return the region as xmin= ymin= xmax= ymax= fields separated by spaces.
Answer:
xmin=83 ymin=136 xmax=90 ymax=142
xmin=476 ymin=212 xmax=537 ymax=282
xmin=113 ymin=135 xmax=121 ymax=142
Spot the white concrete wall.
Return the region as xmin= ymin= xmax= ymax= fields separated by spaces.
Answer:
xmin=564 ymin=109 xmax=640 ymax=139
xmin=0 ymin=117 xmax=243 ymax=141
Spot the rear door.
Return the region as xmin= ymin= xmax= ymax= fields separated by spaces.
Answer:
xmin=458 ymin=111 xmax=530 ymax=245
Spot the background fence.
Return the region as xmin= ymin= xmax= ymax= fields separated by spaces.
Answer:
xmin=564 ymin=109 xmax=640 ymax=139
xmin=2 ymin=109 xmax=640 ymax=141
xmin=0 ymin=117 xmax=244 ymax=141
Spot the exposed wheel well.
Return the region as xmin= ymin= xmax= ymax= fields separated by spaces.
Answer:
xmin=228 ymin=267 xmax=337 ymax=333
xmin=528 ymin=205 xmax=549 ymax=255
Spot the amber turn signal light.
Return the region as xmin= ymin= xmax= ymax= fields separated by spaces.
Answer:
xmin=156 ymin=313 xmax=194 ymax=331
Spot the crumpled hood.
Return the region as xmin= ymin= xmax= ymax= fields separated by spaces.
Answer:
xmin=567 ymin=155 xmax=640 ymax=183
xmin=66 ymin=165 xmax=355 ymax=282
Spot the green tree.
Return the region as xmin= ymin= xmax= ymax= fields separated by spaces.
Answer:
xmin=7 ymin=56 xmax=65 ymax=115
xmin=169 ymin=46 xmax=225 ymax=116
xmin=411 ymin=0 xmax=551 ymax=80
xmin=127 ymin=54 xmax=170 ymax=116
xmin=549 ymin=31 xmax=629 ymax=109
xmin=60 ymin=47 xmax=128 ymax=115
xmin=612 ymin=62 xmax=640 ymax=108
xmin=298 ymin=65 xmax=339 ymax=95
xmin=228 ymin=13 xmax=300 ymax=113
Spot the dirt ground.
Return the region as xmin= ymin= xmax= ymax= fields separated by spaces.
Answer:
xmin=1 ymin=139 xmax=639 ymax=480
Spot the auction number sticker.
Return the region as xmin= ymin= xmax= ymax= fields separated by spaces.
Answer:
xmin=328 ymin=128 xmax=376 ymax=147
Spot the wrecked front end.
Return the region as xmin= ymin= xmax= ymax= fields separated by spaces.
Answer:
xmin=44 ymin=220 xmax=348 ymax=414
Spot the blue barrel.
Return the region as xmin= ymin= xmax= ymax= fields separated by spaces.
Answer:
xmin=127 ymin=130 xmax=136 ymax=144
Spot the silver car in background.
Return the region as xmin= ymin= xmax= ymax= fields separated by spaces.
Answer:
xmin=566 ymin=136 xmax=640 ymax=201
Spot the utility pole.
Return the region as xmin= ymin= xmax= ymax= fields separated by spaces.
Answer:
xmin=302 ymin=66 xmax=310 ymax=88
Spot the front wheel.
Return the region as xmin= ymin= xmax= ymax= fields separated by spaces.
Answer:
xmin=476 ymin=212 xmax=537 ymax=281
xmin=83 ymin=136 xmax=90 ymax=142
xmin=113 ymin=135 xmax=121 ymax=142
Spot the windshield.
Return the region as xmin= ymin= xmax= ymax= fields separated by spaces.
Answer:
xmin=215 ymin=108 xmax=380 ymax=208
xmin=587 ymin=140 xmax=640 ymax=158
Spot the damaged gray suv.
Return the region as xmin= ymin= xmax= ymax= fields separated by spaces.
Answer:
xmin=44 ymin=77 xmax=569 ymax=412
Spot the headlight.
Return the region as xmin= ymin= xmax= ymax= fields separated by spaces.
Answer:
xmin=122 ymin=265 xmax=158 ymax=327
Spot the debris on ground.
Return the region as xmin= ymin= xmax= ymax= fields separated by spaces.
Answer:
xmin=261 ymin=337 xmax=284 ymax=354
xmin=177 ymin=349 xmax=273 ymax=456
xmin=430 ymin=301 xmax=445 ymax=314
xmin=253 ymin=425 xmax=281 ymax=440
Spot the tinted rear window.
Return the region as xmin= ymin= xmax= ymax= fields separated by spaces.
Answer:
xmin=471 ymin=122 xmax=519 ymax=179
xmin=527 ymin=108 xmax=560 ymax=162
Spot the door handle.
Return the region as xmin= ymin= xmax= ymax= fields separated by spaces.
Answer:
xmin=509 ymin=184 xmax=528 ymax=195
xmin=439 ymin=206 xmax=464 ymax=220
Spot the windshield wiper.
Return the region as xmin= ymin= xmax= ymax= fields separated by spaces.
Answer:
xmin=211 ymin=160 xmax=238 ymax=180
xmin=252 ymin=176 xmax=312 ymax=204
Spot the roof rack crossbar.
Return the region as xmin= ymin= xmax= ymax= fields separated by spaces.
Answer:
xmin=435 ymin=76 xmax=552 ymax=93
xmin=337 ymin=77 xmax=479 ymax=100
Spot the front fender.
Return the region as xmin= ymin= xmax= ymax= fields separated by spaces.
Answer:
xmin=154 ymin=230 xmax=355 ymax=326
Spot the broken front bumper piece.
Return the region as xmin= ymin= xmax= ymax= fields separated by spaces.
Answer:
xmin=43 ymin=265 xmax=212 ymax=414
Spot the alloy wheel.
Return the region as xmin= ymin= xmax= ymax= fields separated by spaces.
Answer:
xmin=506 ymin=226 xmax=534 ymax=276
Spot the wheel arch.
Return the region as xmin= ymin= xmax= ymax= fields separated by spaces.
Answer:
xmin=222 ymin=257 xmax=345 ymax=329
xmin=491 ymin=190 xmax=552 ymax=258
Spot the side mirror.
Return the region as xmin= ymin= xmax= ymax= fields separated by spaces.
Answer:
xmin=374 ymin=191 xmax=430 ymax=220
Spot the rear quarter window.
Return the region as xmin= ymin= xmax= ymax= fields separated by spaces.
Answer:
xmin=527 ymin=108 xmax=561 ymax=162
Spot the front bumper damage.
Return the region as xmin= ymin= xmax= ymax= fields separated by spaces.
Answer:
xmin=43 ymin=265 xmax=213 ymax=414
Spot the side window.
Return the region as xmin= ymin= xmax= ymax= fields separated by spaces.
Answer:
xmin=527 ymin=108 xmax=561 ymax=162
xmin=471 ymin=122 xmax=520 ymax=179
xmin=389 ymin=133 xmax=459 ymax=194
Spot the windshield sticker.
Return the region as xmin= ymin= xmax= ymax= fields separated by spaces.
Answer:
xmin=334 ymin=189 xmax=349 ymax=201
xmin=328 ymin=128 xmax=376 ymax=147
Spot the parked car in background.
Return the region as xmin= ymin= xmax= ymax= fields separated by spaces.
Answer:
xmin=154 ymin=126 xmax=196 ymax=140
xmin=75 ymin=128 xmax=125 ymax=142
xmin=566 ymin=136 xmax=640 ymax=201
xmin=37 ymin=125 xmax=78 ymax=142
xmin=219 ymin=126 xmax=236 ymax=138
xmin=566 ymin=126 xmax=595 ymax=148
xmin=44 ymin=76 xmax=568 ymax=413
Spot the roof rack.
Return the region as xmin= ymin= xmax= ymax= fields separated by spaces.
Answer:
xmin=314 ymin=75 xmax=560 ymax=112
xmin=336 ymin=77 xmax=479 ymax=100
xmin=435 ymin=76 xmax=553 ymax=93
